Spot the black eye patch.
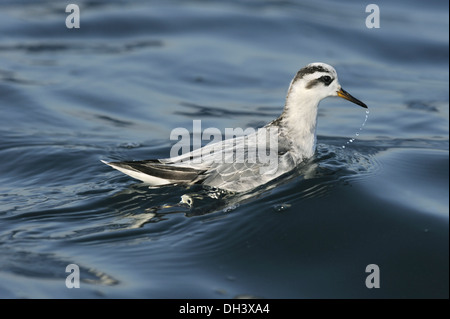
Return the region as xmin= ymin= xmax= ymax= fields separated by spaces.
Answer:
xmin=319 ymin=75 xmax=333 ymax=85
xmin=305 ymin=75 xmax=334 ymax=89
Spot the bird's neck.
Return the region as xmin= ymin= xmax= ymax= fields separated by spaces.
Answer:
xmin=280 ymin=89 xmax=321 ymax=160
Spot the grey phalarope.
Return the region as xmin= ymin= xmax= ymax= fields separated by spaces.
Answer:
xmin=103 ymin=62 xmax=367 ymax=193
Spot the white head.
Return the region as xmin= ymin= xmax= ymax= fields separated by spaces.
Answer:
xmin=280 ymin=62 xmax=367 ymax=159
xmin=286 ymin=62 xmax=367 ymax=109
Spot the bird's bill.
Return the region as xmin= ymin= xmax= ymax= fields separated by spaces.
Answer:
xmin=337 ymin=88 xmax=368 ymax=108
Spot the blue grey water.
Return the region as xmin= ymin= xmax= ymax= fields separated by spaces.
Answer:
xmin=0 ymin=0 xmax=448 ymax=298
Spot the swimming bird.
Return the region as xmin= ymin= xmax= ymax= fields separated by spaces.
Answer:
xmin=102 ymin=62 xmax=367 ymax=193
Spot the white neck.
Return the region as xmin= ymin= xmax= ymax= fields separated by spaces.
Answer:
xmin=280 ymin=85 xmax=321 ymax=161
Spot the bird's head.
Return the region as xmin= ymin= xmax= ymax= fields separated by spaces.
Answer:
xmin=288 ymin=62 xmax=367 ymax=108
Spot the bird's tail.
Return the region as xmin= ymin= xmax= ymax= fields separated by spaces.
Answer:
xmin=101 ymin=160 xmax=205 ymax=186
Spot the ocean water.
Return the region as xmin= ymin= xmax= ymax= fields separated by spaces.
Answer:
xmin=0 ymin=0 xmax=448 ymax=298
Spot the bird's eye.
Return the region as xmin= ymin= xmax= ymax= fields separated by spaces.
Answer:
xmin=320 ymin=75 xmax=332 ymax=85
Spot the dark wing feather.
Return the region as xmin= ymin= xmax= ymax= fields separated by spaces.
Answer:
xmin=108 ymin=160 xmax=206 ymax=182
